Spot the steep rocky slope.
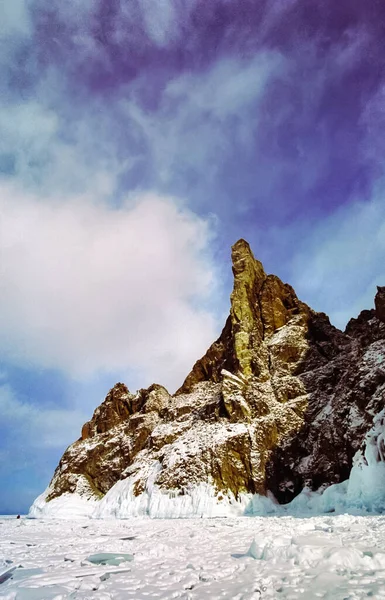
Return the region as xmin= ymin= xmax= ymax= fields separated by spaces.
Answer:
xmin=33 ymin=240 xmax=385 ymax=515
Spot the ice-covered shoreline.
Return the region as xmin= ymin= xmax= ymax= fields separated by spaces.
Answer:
xmin=29 ymin=410 xmax=385 ymax=520
xmin=28 ymin=471 xmax=385 ymax=521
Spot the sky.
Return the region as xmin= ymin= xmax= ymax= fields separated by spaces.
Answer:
xmin=1 ymin=0 xmax=385 ymax=514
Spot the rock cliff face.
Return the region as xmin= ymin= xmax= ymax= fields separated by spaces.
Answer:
xmin=41 ymin=240 xmax=385 ymax=512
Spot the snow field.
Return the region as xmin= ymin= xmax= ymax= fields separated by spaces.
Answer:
xmin=1 ymin=515 xmax=385 ymax=599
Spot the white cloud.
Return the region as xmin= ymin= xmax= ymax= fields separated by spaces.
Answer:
xmin=0 ymin=91 xmax=125 ymax=197
xmin=165 ymin=54 xmax=282 ymax=120
xmin=0 ymin=184 xmax=218 ymax=390
xmin=289 ymin=190 xmax=385 ymax=328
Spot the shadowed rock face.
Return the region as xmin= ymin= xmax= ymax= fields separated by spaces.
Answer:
xmin=375 ymin=286 xmax=385 ymax=324
xmin=45 ymin=240 xmax=385 ymax=506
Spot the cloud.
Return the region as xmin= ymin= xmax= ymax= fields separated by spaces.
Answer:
xmin=0 ymin=89 xmax=127 ymax=197
xmin=140 ymin=0 xmax=179 ymax=47
xmin=289 ymin=189 xmax=385 ymax=328
xmin=0 ymin=0 xmax=31 ymax=38
xmin=0 ymin=184 xmax=218 ymax=390
xmin=360 ymin=83 xmax=385 ymax=173
xmin=123 ymin=52 xmax=284 ymax=190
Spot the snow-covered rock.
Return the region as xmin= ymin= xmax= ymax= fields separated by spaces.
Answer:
xmin=30 ymin=239 xmax=385 ymax=518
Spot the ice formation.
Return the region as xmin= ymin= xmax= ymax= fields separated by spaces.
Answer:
xmin=29 ymin=489 xmax=99 ymax=519
xmin=86 ymin=553 xmax=134 ymax=566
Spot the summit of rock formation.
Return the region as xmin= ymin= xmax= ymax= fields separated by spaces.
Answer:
xmin=32 ymin=240 xmax=385 ymax=517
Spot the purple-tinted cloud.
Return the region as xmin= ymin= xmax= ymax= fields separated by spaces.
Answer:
xmin=3 ymin=0 xmax=385 ymax=229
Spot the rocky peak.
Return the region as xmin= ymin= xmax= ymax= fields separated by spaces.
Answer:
xmin=345 ymin=287 xmax=385 ymax=346
xmin=81 ymin=382 xmax=133 ymax=440
xmin=38 ymin=240 xmax=385 ymax=515
xmin=81 ymin=382 xmax=172 ymax=441
xmin=231 ymin=239 xmax=266 ymax=294
xmin=230 ymin=239 xmax=266 ymax=377
xmin=178 ymin=239 xmax=308 ymax=391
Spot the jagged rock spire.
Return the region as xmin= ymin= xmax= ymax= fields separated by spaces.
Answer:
xmin=178 ymin=239 xmax=304 ymax=391
xmin=37 ymin=239 xmax=385 ymax=514
xmin=230 ymin=239 xmax=266 ymax=377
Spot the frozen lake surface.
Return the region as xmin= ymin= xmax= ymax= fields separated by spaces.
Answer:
xmin=1 ymin=514 xmax=385 ymax=599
